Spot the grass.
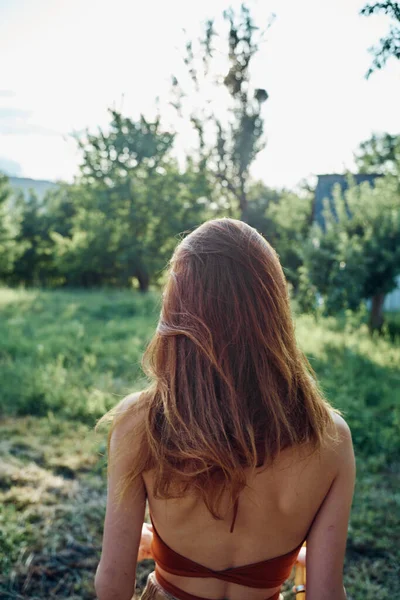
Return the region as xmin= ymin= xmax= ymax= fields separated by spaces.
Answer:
xmin=0 ymin=288 xmax=399 ymax=599
xmin=0 ymin=288 xmax=158 ymax=421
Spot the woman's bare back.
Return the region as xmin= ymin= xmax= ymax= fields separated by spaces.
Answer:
xmin=143 ymin=412 xmax=350 ymax=600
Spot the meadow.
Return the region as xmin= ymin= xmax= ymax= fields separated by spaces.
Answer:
xmin=0 ymin=288 xmax=399 ymax=600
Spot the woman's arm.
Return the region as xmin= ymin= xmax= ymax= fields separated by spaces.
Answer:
xmin=95 ymin=394 xmax=146 ymax=600
xmin=306 ymin=414 xmax=356 ymax=600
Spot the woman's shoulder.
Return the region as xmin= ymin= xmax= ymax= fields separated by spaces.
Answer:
xmin=292 ymin=411 xmax=354 ymax=480
xmin=330 ymin=410 xmax=351 ymax=435
xmin=324 ymin=410 xmax=355 ymax=473
xmin=282 ymin=411 xmax=353 ymax=476
xmin=329 ymin=410 xmax=353 ymax=447
xmin=117 ymin=391 xmax=145 ymax=414
xmin=109 ymin=391 xmax=147 ymax=446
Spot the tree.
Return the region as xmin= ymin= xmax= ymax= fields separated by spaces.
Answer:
xmin=299 ymin=177 xmax=400 ymax=331
xmin=0 ymin=173 xmax=22 ymax=279
xmin=2 ymin=184 xmax=77 ymax=287
xmin=361 ymin=2 xmax=400 ymax=76
xmin=355 ymin=133 xmax=400 ymax=177
xmin=54 ymin=111 xmax=212 ymax=290
xmin=7 ymin=187 xmax=72 ymax=286
xmin=78 ymin=110 xmax=175 ymax=186
xmin=74 ymin=111 xmax=180 ymax=290
xmin=171 ymin=4 xmax=271 ymax=221
xmin=10 ymin=191 xmax=49 ymax=286
xmin=246 ymin=182 xmax=313 ymax=289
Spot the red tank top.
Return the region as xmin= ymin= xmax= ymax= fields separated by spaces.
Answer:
xmin=150 ymin=508 xmax=303 ymax=600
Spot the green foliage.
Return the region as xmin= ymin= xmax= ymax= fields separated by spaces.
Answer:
xmin=7 ymin=186 xmax=76 ymax=287
xmin=78 ymin=111 xmax=175 ymax=185
xmin=53 ymin=111 xmax=211 ymax=290
xmin=355 ymin=132 xmax=400 ymax=176
xmin=299 ymin=176 xmax=400 ymax=321
xmin=3 ymin=112 xmax=213 ymax=290
xmin=247 ymin=181 xmax=313 ymax=288
xmin=0 ymin=173 xmax=23 ymax=278
xmin=361 ymin=1 xmax=400 ymax=76
xmin=0 ymin=289 xmax=399 ymax=598
xmin=12 ymin=191 xmax=52 ymax=286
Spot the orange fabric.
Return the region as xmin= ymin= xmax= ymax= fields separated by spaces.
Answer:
xmin=150 ymin=518 xmax=302 ymax=599
xmin=154 ymin=570 xmax=281 ymax=600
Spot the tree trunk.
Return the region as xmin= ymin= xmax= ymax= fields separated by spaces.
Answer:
xmin=137 ymin=268 xmax=149 ymax=293
xmin=369 ymin=293 xmax=385 ymax=333
xmin=240 ymin=191 xmax=248 ymax=223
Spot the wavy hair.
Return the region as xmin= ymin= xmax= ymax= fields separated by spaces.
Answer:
xmin=104 ymin=218 xmax=335 ymax=519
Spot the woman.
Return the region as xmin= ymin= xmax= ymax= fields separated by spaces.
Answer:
xmin=95 ymin=218 xmax=355 ymax=600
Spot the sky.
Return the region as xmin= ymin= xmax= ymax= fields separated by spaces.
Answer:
xmin=0 ymin=0 xmax=399 ymax=189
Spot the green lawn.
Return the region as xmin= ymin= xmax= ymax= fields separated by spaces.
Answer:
xmin=0 ymin=288 xmax=399 ymax=599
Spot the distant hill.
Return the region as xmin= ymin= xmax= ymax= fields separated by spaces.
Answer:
xmin=8 ymin=176 xmax=59 ymax=200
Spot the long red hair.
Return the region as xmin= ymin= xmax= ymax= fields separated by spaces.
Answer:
xmin=103 ymin=218 xmax=334 ymax=519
